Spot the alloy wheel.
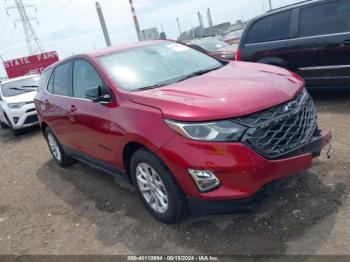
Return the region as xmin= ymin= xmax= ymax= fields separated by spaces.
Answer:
xmin=136 ymin=163 xmax=169 ymax=214
xmin=48 ymin=133 xmax=62 ymax=162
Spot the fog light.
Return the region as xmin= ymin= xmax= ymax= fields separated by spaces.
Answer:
xmin=13 ymin=117 xmax=19 ymax=124
xmin=188 ymin=169 xmax=220 ymax=192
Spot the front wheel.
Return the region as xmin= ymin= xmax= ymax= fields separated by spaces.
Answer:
xmin=0 ymin=122 xmax=8 ymax=129
xmin=12 ymin=128 xmax=22 ymax=136
xmin=130 ymin=149 xmax=186 ymax=224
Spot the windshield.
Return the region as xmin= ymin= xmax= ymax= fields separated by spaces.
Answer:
xmin=1 ymin=77 xmax=40 ymax=97
xmin=193 ymin=40 xmax=230 ymax=52
xmin=98 ymin=42 xmax=223 ymax=91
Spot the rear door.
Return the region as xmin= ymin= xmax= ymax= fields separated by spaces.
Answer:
xmin=287 ymin=0 xmax=350 ymax=87
xmin=240 ymin=10 xmax=292 ymax=66
xmin=42 ymin=61 xmax=73 ymax=146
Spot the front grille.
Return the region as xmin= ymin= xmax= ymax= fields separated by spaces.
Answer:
xmin=24 ymin=114 xmax=38 ymax=124
xmin=25 ymin=108 xmax=36 ymax=113
xmin=238 ymin=91 xmax=317 ymax=159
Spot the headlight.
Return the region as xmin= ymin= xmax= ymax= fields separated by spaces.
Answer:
xmin=8 ymin=103 xmax=26 ymax=109
xmin=165 ymin=119 xmax=247 ymax=142
xmin=220 ymin=53 xmax=235 ymax=59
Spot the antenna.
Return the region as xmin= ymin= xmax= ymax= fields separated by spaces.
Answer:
xmin=6 ymin=0 xmax=44 ymax=55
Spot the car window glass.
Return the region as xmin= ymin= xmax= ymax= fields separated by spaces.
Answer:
xmin=39 ymin=69 xmax=52 ymax=92
xmin=73 ymin=60 xmax=102 ymax=99
xmin=47 ymin=74 xmax=54 ymax=93
xmin=246 ymin=11 xmax=292 ymax=44
xmin=299 ymin=0 xmax=350 ymax=37
xmin=98 ymin=42 xmax=222 ymax=91
xmin=0 ymin=77 xmax=40 ymax=97
xmin=53 ymin=62 xmax=70 ymax=96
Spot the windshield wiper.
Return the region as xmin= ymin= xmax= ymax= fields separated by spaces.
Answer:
xmin=133 ymin=83 xmax=167 ymax=92
xmin=175 ymin=67 xmax=222 ymax=83
xmin=132 ymin=66 xmax=222 ymax=91
xmin=9 ymin=87 xmax=36 ymax=92
xmin=21 ymin=85 xmax=38 ymax=88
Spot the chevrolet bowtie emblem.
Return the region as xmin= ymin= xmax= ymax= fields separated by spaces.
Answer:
xmin=284 ymin=100 xmax=298 ymax=112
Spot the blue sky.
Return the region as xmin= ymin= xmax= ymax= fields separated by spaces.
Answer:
xmin=0 ymin=0 xmax=300 ymax=77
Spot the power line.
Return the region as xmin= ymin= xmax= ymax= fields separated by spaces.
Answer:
xmin=38 ymin=0 xmax=49 ymax=8
xmin=41 ymin=0 xmax=73 ymax=22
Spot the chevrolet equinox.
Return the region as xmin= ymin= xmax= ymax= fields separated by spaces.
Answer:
xmin=35 ymin=40 xmax=331 ymax=223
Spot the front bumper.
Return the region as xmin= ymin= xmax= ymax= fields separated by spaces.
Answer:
xmin=4 ymin=104 xmax=39 ymax=129
xmin=158 ymin=130 xmax=331 ymax=205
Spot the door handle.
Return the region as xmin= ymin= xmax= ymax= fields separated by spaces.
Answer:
xmin=68 ymin=105 xmax=77 ymax=113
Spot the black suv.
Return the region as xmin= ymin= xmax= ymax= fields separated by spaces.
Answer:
xmin=237 ymin=0 xmax=350 ymax=87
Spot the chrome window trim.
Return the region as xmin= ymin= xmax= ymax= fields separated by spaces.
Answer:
xmin=245 ymin=31 xmax=350 ymax=46
xmin=44 ymin=88 xmax=91 ymax=102
xmin=299 ymin=65 xmax=350 ymax=71
xmin=44 ymin=59 xmax=96 ymax=102
xmin=304 ymin=76 xmax=350 ymax=80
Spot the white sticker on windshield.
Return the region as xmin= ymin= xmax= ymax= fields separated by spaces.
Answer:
xmin=167 ymin=43 xmax=190 ymax=52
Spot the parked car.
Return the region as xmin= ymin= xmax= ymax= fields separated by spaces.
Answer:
xmin=0 ymin=75 xmax=40 ymax=135
xmin=188 ymin=38 xmax=237 ymax=60
xmin=237 ymin=0 xmax=350 ymax=87
xmin=35 ymin=40 xmax=331 ymax=223
xmin=223 ymin=29 xmax=243 ymax=45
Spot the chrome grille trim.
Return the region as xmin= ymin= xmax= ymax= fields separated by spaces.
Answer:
xmin=237 ymin=91 xmax=318 ymax=159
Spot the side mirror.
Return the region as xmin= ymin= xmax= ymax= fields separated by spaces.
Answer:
xmin=85 ymin=85 xmax=112 ymax=104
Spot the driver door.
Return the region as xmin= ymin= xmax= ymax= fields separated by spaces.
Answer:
xmin=66 ymin=58 xmax=118 ymax=165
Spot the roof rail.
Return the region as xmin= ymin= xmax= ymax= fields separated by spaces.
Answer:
xmin=267 ymin=0 xmax=319 ymax=13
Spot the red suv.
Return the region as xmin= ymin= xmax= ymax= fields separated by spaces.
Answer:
xmin=35 ymin=40 xmax=331 ymax=223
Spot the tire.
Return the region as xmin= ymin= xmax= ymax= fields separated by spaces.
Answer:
xmin=12 ymin=129 xmax=22 ymax=136
xmin=0 ymin=122 xmax=8 ymax=129
xmin=45 ymin=127 xmax=75 ymax=167
xmin=130 ymin=148 xmax=186 ymax=224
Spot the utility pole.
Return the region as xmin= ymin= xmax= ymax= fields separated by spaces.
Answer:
xmin=6 ymin=0 xmax=44 ymax=55
xmin=96 ymin=2 xmax=111 ymax=47
xmin=176 ymin=18 xmax=182 ymax=39
xmin=268 ymin=0 xmax=272 ymax=10
xmin=128 ymin=0 xmax=141 ymax=41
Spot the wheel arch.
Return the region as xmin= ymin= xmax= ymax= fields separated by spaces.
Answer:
xmin=123 ymin=142 xmax=146 ymax=182
xmin=122 ymin=140 xmax=176 ymax=187
xmin=40 ymin=122 xmax=48 ymax=136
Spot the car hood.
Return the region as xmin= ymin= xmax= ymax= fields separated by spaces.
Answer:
xmin=3 ymin=91 xmax=37 ymax=104
xmin=127 ymin=62 xmax=304 ymax=122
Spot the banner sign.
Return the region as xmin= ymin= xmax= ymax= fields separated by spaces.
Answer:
xmin=3 ymin=51 xmax=59 ymax=78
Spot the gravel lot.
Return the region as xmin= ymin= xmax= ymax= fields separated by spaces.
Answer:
xmin=0 ymin=87 xmax=349 ymax=256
